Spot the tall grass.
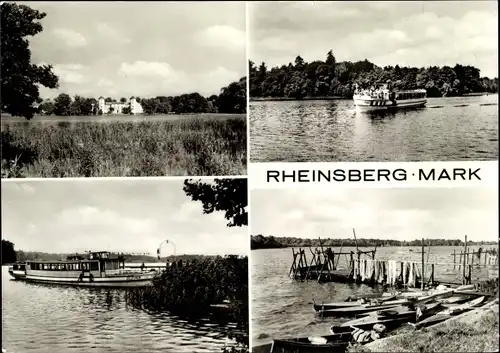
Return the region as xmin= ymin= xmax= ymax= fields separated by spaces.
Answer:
xmin=1 ymin=116 xmax=246 ymax=177
xmin=126 ymin=256 xmax=249 ymax=352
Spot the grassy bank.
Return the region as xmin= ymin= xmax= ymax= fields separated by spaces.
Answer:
xmin=1 ymin=115 xmax=246 ymax=177
xmin=126 ymin=256 xmax=249 ymax=353
xmin=348 ymin=303 xmax=499 ymax=353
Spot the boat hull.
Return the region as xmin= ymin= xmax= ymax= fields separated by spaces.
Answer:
xmin=10 ymin=273 xmax=154 ymax=288
xmin=8 ymin=269 xmax=27 ymax=280
xmin=354 ymin=98 xmax=427 ymax=112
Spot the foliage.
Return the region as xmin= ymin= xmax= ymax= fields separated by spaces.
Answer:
xmin=217 ymin=77 xmax=247 ymax=114
xmin=249 ymin=51 xmax=499 ymax=99
xmin=1 ymin=116 xmax=247 ymax=177
xmin=251 ymin=235 xmax=498 ymax=250
xmin=1 ymin=3 xmax=59 ymax=119
xmin=126 ymin=256 xmax=249 ymax=350
xmin=122 ymin=106 xmax=131 ymax=114
xmin=2 ymin=240 xmax=17 ymax=264
xmin=183 ymin=178 xmax=248 ymax=227
xmin=53 ymin=93 xmax=72 ymax=116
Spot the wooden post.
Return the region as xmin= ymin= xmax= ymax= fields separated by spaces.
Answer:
xmin=431 ymin=264 xmax=435 ymax=286
xmin=463 ymin=236 xmax=467 ymax=284
xmin=421 ymin=238 xmax=425 ymax=290
xmin=400 ymin=262 xmax=404 ymax=285
xmin=453 ymin=249 xmax=456 ymax=270
xmin=467 ymin=264 xmax=472 ymax=285
xmin=458 ymin=251 xmax=462 ymax=271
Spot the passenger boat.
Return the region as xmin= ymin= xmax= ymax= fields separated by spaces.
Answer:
xmin=7 ymin=251 xmax=155 ymax=288
xmin=353 ymin=84 xmax=427 ymax=111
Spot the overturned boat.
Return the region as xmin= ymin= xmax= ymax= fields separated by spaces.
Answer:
xmin=7 ymin=251 xmax=155 ymax=288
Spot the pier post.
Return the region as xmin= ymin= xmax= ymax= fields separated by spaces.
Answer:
xmin=463 ymin=235 xmax=467 ymax=284
xmin=421 ymin=238 xmax=425 ymax=290
xmin=453 ymin=249 xmax=456 ymax=270
xmin=431 ymin=264 xmax=435 ymax=286
xmin=467 ymin=264 xmax=472 ymax=284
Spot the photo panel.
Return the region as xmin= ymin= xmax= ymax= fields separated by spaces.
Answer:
xmin=248 ymin=1 xmax=498 ymax=163
xmin=250 ymin=186 xmax=498 ymax=353
xmin=1 ymin=2 xmax=247 ymax=177
xmin=1 ymin=177 xmax=249 ymax=353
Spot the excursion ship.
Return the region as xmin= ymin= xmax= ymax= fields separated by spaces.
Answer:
xmin=7 ymin=251 xmax=155 ymax=288
xmin=353 ymin=84 xmax=427 ymax=111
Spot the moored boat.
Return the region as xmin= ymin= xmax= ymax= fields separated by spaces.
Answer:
xmin=8 ymin=262 xmax=27 ymax=280
xmin=353 ymin=83 xmax=427 ymax=112
xmin=318 ymin=301 xmax=407 ymax=318
xmin=7 ymin=251 xmax=155 ymax=288
xmin=270 ymin=333 xmax=350 ymax=353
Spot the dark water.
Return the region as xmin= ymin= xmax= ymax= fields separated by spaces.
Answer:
xmin=1 ymin=267 xmax=236 ymax=353
xmin=250 ymin=95 xmax=498 ymax=162
xmin=251 ymin=246 xmax=497 ymax=347
xmin=1 ymin=113 xmax=243 ymax=124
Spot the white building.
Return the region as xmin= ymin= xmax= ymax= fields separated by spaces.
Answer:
xmin=98 ymin=96 xmax=143 ymax=115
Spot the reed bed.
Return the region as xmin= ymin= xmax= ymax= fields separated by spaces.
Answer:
xmin=126 ymin=256 xmax=248 ymax=352
xmin=1 ymin=115 xmax=247 ymax=177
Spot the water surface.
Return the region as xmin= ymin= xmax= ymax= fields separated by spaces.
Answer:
xmin=250 ymin=95 xmax=498 ymax=162
xmin=2 ymin=267 xmax=236 ymax=353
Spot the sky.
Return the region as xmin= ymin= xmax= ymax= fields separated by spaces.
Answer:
xmin=251 ymin=188 xmax=498 ymax=242
xmin=1 ymin=179 xmax=248 ymax=256
xmin=249 ymin=1 xmax=498 ymax=78
xmin=23 ymin=1 xmax=246 ymax=99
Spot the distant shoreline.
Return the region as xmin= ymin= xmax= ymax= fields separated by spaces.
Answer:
xmin=249 ymin=92 xmax=494 ymax=103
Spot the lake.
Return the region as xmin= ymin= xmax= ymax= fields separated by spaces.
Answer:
xmin=251 ymin=246 xmax=497 ymax=348
xmin=249 ymin=95 xmax=498 ymax=162
xmin=1 ymin=113 xmax=244 ymax=124
xmin=1 ymin=267 xmax=237 ymax=353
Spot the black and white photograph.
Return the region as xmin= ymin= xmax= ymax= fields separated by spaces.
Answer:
xmin=250 ymin=187 xmax=498 ymax=353
xmin=1 ymin=178 xmax=249 ymax=353
xmin=249 ymin=1 xmax=498 ymax=162
xmin=1 ymin=2 xmax=247 ymax=177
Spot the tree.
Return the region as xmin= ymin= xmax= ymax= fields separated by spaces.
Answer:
xmin=1 ymin=239 xmax=17 ymax=264
xmin=183 ymin=178 xmax=247 ymax=227
xmin=122 ymin=106 xmax=131 ymax=114
xmin=53 ymin=93 xmax=72 ymax=116
xmin=1 ymin=3 xmax=59 ymax=119
xmin=120 ymin=97 xmax=127 ymax=103
xmin=38 ymin=100 xmax=55 ymax=115
xmin=217 ymin=77 xmax=247 ymax=114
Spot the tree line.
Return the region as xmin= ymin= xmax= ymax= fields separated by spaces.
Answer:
xmin=251 ymin=235 xmax=498 ymax=250
xmin=249 ymin=50 xmax=499 ymax=100
xmin=36 ymin=77 xmax=246 ymax=116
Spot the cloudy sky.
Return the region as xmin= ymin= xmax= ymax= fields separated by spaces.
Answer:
xmin=24 ymin=1 xmax=245 ymax=99
xmin=2 ymin=179 xmax=247 ymax=256
xmin=251 ymin=188 xmax=497 ymax=242
xmin=250 ymin=1 xmax=498 ymax=78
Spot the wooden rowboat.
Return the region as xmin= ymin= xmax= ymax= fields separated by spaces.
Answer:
xmin=270 ymin=333 xmax=350 ymax=353
xmin=318 ymin=301 xmax=407 ymax=318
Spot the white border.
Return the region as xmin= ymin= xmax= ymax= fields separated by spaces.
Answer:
xmin=245 ymin=1 xmax=253 ymax=349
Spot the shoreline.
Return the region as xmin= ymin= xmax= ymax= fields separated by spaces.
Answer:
xmin=249 ymin=92 xmax=495 ymax=103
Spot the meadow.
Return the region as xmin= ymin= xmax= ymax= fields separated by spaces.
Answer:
xmin=1 ymin=115 xmax=247 ymax=177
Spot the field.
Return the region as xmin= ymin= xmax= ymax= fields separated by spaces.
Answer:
xmin=1 ymin=115 xmax=247 ymax=177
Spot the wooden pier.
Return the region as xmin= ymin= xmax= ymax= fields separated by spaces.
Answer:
xmin=288 ymin=234 xmax=498 ymax=290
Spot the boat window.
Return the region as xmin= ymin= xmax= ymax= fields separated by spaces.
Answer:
xmin=90 ymin=262 xmax=99 ymax=271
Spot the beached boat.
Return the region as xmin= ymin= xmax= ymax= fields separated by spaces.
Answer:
xmin=411 ymin=296 xmax=486 ymax=329
xmin=318 ymin=301 xmax=406 ymax=318
xmin=7 ymin=251 xmax=155 ymax=288
xmin=337 ymin=302 xmax=442 ymax=330
xmin=313 ymin=297 xmax=403 ymax=312
xmin=353 ymin=85 xmax=427 ymax=112
xmin=270 ymin=333 xmax=350 ymax=353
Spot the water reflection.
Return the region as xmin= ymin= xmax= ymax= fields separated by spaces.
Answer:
xmin=2 ymin=268 xmax=237 ymax=353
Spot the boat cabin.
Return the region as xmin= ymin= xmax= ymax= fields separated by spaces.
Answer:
xmin=395 ymin=90 xmax=427 ymax=100
xmin=24 ymin=251 xmax=126 ymax=279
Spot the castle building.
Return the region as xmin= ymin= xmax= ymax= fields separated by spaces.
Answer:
xmin=97 ymin=96 xmax=143 ymax=115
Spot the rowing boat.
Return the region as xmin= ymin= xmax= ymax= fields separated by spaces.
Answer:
xmin=411 ymin=296 xmax=486 ymax=329
xmin=318 ymin=301 xmax=407 ymax=318
xmin=313 ymin=296 xmax=400 ymax=311
xmin=270 ymin=333 xmax=350 ymax=353
xmin=335 ymin=303 xmax=442 ymax=331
